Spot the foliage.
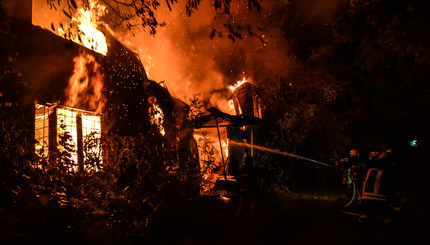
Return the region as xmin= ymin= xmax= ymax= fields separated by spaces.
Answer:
xmin=332 ymin=0 xmax=430 ymax=149
xmin=48 ymin=0 xmax=265 ymax=40
xmin=83 ymin=131 xmax=103 ymax=172
xmin=0 ymin=107 xmax=38 ymax=208
xmin=258 ymin=61 xmax=350 ymax=160
xmin=1 ymin=14 xmax=38 ymax=208
xmin=1 ymin=108 xmax=200 ymax=241
xmin=188 ymin=96 xmax=219 ymax=192
xmin=1 ymin=7 xmax=200 ymax=238
xmin=54 ymin=121 xmax=78 ymax=172
xmin=253 ymin=59 xmax=352 ymax=190
xmin=196 ymin=131 xmax=219 ymax=191
xmin=188 ymin=95 xmax=206 ymax=120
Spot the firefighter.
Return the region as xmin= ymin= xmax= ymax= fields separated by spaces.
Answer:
xmin=338 ymin=149 xmax=365 ymax=202
xmin=359 ymin=149 xmax=402 ymax=244
xmin=349 ymin=150 xmax=366 ymax=195
xmin=236 ymin=152 xmax=259 ymax=216
xmin=367 ymin=151 xmax=380 ymax=169
xmin=361 ymin=149 xmax=401 ymax=221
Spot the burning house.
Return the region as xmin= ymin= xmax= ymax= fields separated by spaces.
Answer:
xmin=1 ymin=0 xmax=198 ymax=173
xmin=1 ymin=0 xmax=263 ymax=196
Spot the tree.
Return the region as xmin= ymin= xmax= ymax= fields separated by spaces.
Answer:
xmin=332 ymin=0 xmax=430 ymax=214
xmin=333 ymin=0 xmax=430 ymax=149
xmin=49 ymin=0 xmax=264 ymax=39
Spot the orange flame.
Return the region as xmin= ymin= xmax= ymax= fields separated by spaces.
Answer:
xmin=148 ymin=98 xmax=166 ymax=136
xmin=65 ymin=52 xmax=104 ymax=113
xmin=228 ymin=77 xmax=248 ymax=92
xmin=223 ymin=138 xmax=229 ymax=159
xmin=57 ymin=0 xmax=108 ymax=55
xmin=56 ymin=106 xmax=102 ymax=171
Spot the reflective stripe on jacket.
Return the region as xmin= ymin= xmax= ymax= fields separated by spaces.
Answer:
xmin=361 ymin=168 xmax=387 ymax=201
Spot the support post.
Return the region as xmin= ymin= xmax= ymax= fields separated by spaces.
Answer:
xmin=48 ymin=107 xmax=57 ymax=165
xmin=251 ymin=127 xmax=254 ymax=157
xmin=76 ymin=114 xmax=84 ymax=173
xmin=215 ymin=118 xmax=227 ymax=182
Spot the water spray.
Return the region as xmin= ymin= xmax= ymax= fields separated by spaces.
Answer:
xmin=229 ymin=141 xmax=333 ymax=168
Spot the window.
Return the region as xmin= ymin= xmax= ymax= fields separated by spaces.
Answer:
xmin=35 ymin=103 xmax=102 ymax=172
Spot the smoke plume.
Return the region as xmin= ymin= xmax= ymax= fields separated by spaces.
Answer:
xmin=115 ymin=0 xmax=346 ymax=110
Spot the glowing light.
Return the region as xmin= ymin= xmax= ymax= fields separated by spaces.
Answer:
xmin=219 ymin=195 xmax=231 ymax=202
xmin=409 ymin=139 xmax=419 ymax=147
xmin=57 ymin=0 xmax=107 ymax=55
xmin=57 ymin=107 xmax=102 ymax=171
xmin=149 ymin=100 xmax=165 ymax=136
xmin=193 ymin=131 xmax=223 ymax=193
xmin=35 ymin=104 xmax=102 ymax=172
xmin=229 ymin=77 xmax=248 ymax=92
xmin=223 ymin=138 xmax=229 ymax=159
xmin=228 ymin=99 xmax=235 ymax=114
xmin=65 ymin=52 xmax=104 ymax=113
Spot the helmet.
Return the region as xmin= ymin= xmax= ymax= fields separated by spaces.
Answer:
xmin=349 ymin=149 xmax=359 ymax=157
xmin=369 ymin=151 xmax=379 ymax=159
xmin=379 ymin=152 xmax=388 ymax=159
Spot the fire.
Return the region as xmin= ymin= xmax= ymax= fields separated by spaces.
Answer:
xmin=227 ymin=99 xmax=235 ymax=114
xmin=227 ymin=97 xmax=243 ymax=116
xmin=148 ymin=99 xmax=165 ymax=136
xmin=56 ymin=107 xmax=102 ymax=170
xmin=228 ymin=77 xmax=248 ymax=92
xmin=228 ymin=77 xmax=248 ymax=115
xmin=223 ymin=138 xmax=229 ymax=158
xmin=193 ymin=128 xmax=230 ymax=193
xmin=65 ymin=52 xmax=104 ymax=113
xmin=35 ymin=104 xmax=102 ymax=172
xmin=57 ymin=0 xmax=108 ymax=55
xmin=194 ymin=132 xmax=229 ymax=166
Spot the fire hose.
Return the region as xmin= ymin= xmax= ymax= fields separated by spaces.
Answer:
xmin=229 ymin=141 xmax=334 ymax=168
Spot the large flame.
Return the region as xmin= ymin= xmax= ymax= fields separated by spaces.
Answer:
xmin=33 ymin=0 xmax=108 ymax=55
xmin=65 ymin=52 xmax=104 ymax=113
xmin=62 ymin=1 xmax=107 ymax=55
xmin=148 ymin=98 xmax=166 ymax=136
xmin=229 ymin=77 xmax=249 ymax=93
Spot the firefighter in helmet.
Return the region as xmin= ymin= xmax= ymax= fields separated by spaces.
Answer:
xmin=361 ymin=149 xmax=401 ymax=221
xmin=236 ymin=151 xmax=259 ymax=216
xmin=338 ymin=149 xmax=365 ymax=202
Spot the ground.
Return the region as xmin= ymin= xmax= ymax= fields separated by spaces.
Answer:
xmin=143 ymin=191 xmax=429 ymax=245
xmin=1 ymin=190 xmax=429 ymax=244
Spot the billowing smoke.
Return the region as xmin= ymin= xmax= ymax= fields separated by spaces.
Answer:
xmin=113 ymin=0 xmax=347 ymax=110
xmin=24 ymin=0 xmax=346 ymax=111
xmin=5 ymin=0 xmax=347 ymax=115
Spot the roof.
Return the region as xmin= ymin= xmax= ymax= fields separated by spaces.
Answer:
xmin=192 ymin=107 xmax=261 ymax=129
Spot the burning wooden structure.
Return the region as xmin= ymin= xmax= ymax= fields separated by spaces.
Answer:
xmin=2 ymin=0 xmax=260 ymax=192
xmin=228 ymin=79 xmax=263 ymax=177
xmin=192 ymin=79 xmax=262 ymax=184
xmin=1 ymin=0 xmax=198 ymax=173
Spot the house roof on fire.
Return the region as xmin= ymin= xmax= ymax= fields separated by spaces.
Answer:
xmin=192 ymin=107 xmax=261 ymax=129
